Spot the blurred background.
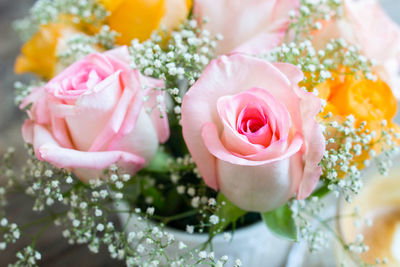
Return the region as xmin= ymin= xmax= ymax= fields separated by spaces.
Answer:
xmin=0 ymin=0 xmax=399 ymax=266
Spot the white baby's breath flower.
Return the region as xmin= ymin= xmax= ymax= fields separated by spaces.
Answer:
xmin=122 ymin=174 xmax=130 ymax=182
xmin=199 ymin=251 xmax=207 ymax=259
xmin=223 ymin=232 xmax=232 ymax=242
xmin=221 ymin=255 xmax=229 ymax=262
xmin=146 ymin=207 xmax=155 ymax=215
xmin=235 ymin=259 xmax=243 ymax=266
xmin=96 ymin=224 xmax=104 ymax=232
xmin=191 ymin=196 xmax=200 ymax=208
xmin=127 ymin=232 xmax=136 ymax=242
xmin=187 ymin=187 xmax=195 ymax=196
xmin=136 ymin=244 xmax=145 ymax=254
xmin=1 ymin=218 xmax=8 ymax=226
xmin=178 ymin=241 xmax=187 ymax=250
xmin=208 ymin=198 xmax=216 ymax=206
xmin=0 ymin=242 xmax=7 ymax=250
xmin=114 ymin=192 xmax=123 ymax=199
xmin=186 ymin=225 xmax=194 ymax=234
xmin=210 ymin=215 xmax=220 ymax=225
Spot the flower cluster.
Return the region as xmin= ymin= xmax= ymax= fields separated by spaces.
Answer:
xmin=289 ymin=0 xmax=342 ymax=42
xmin=0 ymin=147 xmax=235 ymax=266
xmin=57 ymin=25 xmax=118 ymax=67
xmin=9 ymin=246 xmax=42 ymax=267
xmin=3 ymin=0 xmax=400 ymax=266
xmin=0 ymin=218 xmax=20 ymax=252
xmin=267 ymin=38 xmax=374 ymax=88
xmin=129 ymin=18 xmax=219 ymax=120
xmin=13 ymin=0 xmax=108 ymax=42
xmin=320 ymin=116 xmax=399 ymax=200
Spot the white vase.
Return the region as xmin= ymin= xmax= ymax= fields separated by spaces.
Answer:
xmin=116 ymin=202 xmax=292 ymax=267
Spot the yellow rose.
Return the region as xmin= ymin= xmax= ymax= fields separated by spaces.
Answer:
xmin=328 ymin=76 xmax=397 ymax=130
xmin=316 ymin=74 xmax=399 ymax=171
xmin=14 ymin=23 xmax=79 ymax=79
xmin=100 ymin=0 xmax=192 ymax=45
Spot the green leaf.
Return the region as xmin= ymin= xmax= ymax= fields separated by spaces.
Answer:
xmin=142 ymin=187 xmax=164 ymax=210
xmin=209 ymin=193 xmax=246 ymax=236
xmin=145 ymin=149 xmax=171 ymax=173
xmin=262 ymin=204 xmax=298 ymax=241
xmin=311 ymin=183 xmax=330 ymax=199
xmin=123 ymin=179 xmax=141 ymax=204
xmin=161 ymin=189 xmax=183 ymax=216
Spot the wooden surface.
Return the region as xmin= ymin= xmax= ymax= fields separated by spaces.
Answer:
xmin=0 ymin=0 xmax=400 ymax=266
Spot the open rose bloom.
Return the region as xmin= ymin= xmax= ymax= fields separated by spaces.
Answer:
xmin=193 ymin=0 xmax=300 ymax=55
xmin=182 ymin=53 xmax=325 ymax=212
xmin=100 ymin=0 xmax=192 ymax=45
xmin=20 ymin=47 xmax=169 ymax=181
xmin=10 ymin=0 xmax=400 ymax=265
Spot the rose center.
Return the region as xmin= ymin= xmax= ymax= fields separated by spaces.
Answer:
xmin=241 ymin=118 xmax=265 ymax=133
xmin=237 ymin=104 xmax=267 ymax=135
xmin=71 ymin=69 xmax=102 ymax=92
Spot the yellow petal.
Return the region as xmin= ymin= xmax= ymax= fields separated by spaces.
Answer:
xmin=105 ymin=0 xmax=166 ymax=45
xmin=98 ymin=0 xmax=124 ymax=12
xmin=329 ymin=77 xmax=397 ymax=123
xmin=160 ymin=0 xmax=192 ymax=32
xmin=186 ymin=0 xmax=192 ymax=9
xmin=15 ymin=24 xmax=67 ymax=79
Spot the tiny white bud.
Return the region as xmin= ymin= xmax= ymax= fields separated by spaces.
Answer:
xmin=210 ymin=215 xmax=220 ymax=225
xmin=97 ymin=224 xmax=104 ymax=232
xmin=178 ymin=241 xmax=187 ymax=250
xmin=186 ymin=225 xmax=194 ymax=234
xmin=114 ymin=192 xmax=123 ymax=199
xmin=95 ymin=209 xmax=103 ymax=217
xmin=199 ymin=251 xmax=207 ymax=259
xmin=1 ymin=218 xmax=8 ymax=226
xmin=146 ymin=207 xmax=155 ymax=215
xmin=177 ymin=186 xmax=185 ymax=194
xmin=187 ymin=187 xmax=196 ymax=196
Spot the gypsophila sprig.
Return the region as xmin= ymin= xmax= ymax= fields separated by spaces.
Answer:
xmin=290 ymin=197 xmax=330 ymax=252
xmin=289 ymin=0 xmax=342 ymax=42
xmin=7 ymin=0 xmax=400 ymax=265
xmin=57 ymin=25 xmax=119 ymax=67
xmin=290 ymin=198 xmax=387 ymax=267
xmin=319 ymin=117 xmax=400 ymax=201
xmin=14 ymin=82 xmax=44 ymax=107
xmin=13 ymin=0 xmax=108 ymax=42
xmin=267 ymin=39 xmax=374 ymax=89
xmin=0 ymin=218 xmax=20 ymax=252
xmin=0 ymin=146 xmax=230 ymax=266
xmin=9 ymin=246 xmax=41 ymax=267
xmin=129 ymin=18 xmax=219 ymax=120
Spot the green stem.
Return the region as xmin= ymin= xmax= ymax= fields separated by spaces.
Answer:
xmin=19 ymin=211 xmax=66 ymax=231
xmin=123 ymin=212 xmax=133 ymax=232
xmin=322 ymin=213 xmax=357 ymax=223
xmin=201 ymin=236 xmax=213 ymax=251
xmin=162 ymin=209 xmax=198 ymax=224
xmin=311 ymin=182 xmax=330 ymax=199
xmin=31 ymin=220 xmax=52 ymax=247
xmin=106 ymin=208 xmax=198 ymax=225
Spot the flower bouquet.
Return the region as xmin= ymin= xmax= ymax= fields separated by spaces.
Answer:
xmin=2 ymin=0 xmax=400 ymax=266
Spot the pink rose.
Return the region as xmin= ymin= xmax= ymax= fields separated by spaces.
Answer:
xmin=313 ymin=0 xmax=400 ymax=98
xmin=193 ymin=0 xmax=299 ymax=55
xmin=181 ymin=53 xmax=325 ymax=212
xmin=21 ymin=46 xmax=169 ymax=181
